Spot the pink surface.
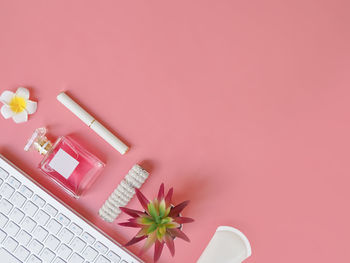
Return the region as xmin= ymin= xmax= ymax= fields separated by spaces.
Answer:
xmin=0 ymin=1 xmax=350 ymax=262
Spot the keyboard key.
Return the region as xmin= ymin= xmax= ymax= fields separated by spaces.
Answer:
xmin=47 ymin=219 xmax=62 ymax=235
xmin=0 ymin=183 xmax=15 ymax=199
xmin=34 ymin=209 xmax=50 ymax=225
xmin=45 ymin=234 xmax=60 ymax=250
xmin=0 ymin=247 xmax=21 ymax=263
xmin=82 ymin=246 xmax=98 ymax=262
xmin=0 ymin=167 xmax=9 ymax=180
xmin=32 ymin=194 xmax=46 ymax=207
xmin=41 ymin=247 xmax=56 ymax=262
xmin=58 ymin=228 xmax=74 ymax=244
xmin=3 ymin=236 xmax=18 ymax=252
xmin=0 ymin=212 xmax=9 ymax=227
xmin=96 ymin=255 xmax=111 ymax=263
xmin=27 ymin=254 xmax=42 ymax=263
xmin=81 ymin=232 xmax=96 ymax=245
xmin=19 ymin=185 xmax=33 ymax=198
xmin=8 ymin=176 xmax=21 ymax=189
xmin=69 ymin=222 xmax=83 ymax=235
xmin=57 ymin=243 xmax=72 ymax=260
xmin=0 ymin=199 xmax=13 ymax=215
xmin=94 ymin=241 xmax=108 ymax=254
xmin=53 ymin=257 xmax=66 ymax=263
xmin=44 ymin=203 xmax=58 ymax=217
xmin=11 ymin=192 xmax=26 ymax=207
xmin=14 ymin=245 xmax=30 ymax=261
xmin=22 ymin=216 xmax=37 ymax=232
xmin=17 ymin=230 xmax=32 ymax=245
xmin=33 ymin=226 xmax=49 ymax=242
xmin=71 ymin=237 xmax=86 ymax=253
xmin=107 ymin=251 xmax=121 ymax=263
xmin=29 ymin=239 xmax=44 ymax=254
xmin=4 ymin=221 xmax=20 ymax=236
xmin=0 ymin=229 xmax=7 ymax=243
xmin=57 ymin=213 xmax=70 ymax=226
xmin=69 ymin=252 xmax=84 ymax=263
xmin=23 ymin=200 xmax=39 ymax=217
xmin=9 ymin=207 xmax=25 ymax=224
xmin=0 ymin=178 xmax=3 ymax=187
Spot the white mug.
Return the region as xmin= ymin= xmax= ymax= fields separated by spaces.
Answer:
xmin=197 ymin=226 xmax=252 ymax=263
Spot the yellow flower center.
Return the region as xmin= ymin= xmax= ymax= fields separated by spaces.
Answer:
xmin=9 ymin=96 xmax=27 ymax=113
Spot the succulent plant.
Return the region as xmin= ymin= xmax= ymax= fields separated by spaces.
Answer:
xmin=119 ymin=183 xmax=194 ymax=262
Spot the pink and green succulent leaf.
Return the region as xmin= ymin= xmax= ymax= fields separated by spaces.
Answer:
xmin=136 ymin=227 xmax=149 ymax=238
xmin=118 ymin=221 xmax=143 ymax=228
xmin=168 ymin=200 xmax=190 ymax=217
xmin=165 ymin=221 xmax=181 ymax=229
xmin=136 ymin=216 xmax=155 ymax=226
xmin=140 ymin=231 xmax=157 ymax=255
xmin=160 ymin=217 xmax=172 ymax=225
xmin=154 ymin=240 xmax=165 ymax=262
xmin=124 ymin=235 xmax=147 ymax=247
xmin=146 ymin=223 xmax=158 ymax=234
xmin=164 ymin=187 xmax=173 ymax=206
xmin=156 ymin=225 xmax=166 ymax=241
xmin=119 ymin=207 xmax=145 ymax=218
xmin=135 ymin=188 xmax=150 ymax=211
xmin=147 ymin=202 xmax=159 ymax=220
xmin=174 ymin=216 xmax=195 ymax=224
xmin=157 ymin=183 xmax=165 ymax=200
xmin=164 ymin=234 xmax=175 ymax=257
xmin=167 ymin=228 xmax=190 ymax=242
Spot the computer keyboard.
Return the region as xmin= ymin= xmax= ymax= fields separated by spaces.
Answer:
xmin=0 ymin=155 xmax=143 ymax=263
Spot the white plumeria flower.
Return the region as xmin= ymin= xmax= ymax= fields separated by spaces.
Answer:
xmin=0 ymin=87 xmax=37 ymax=123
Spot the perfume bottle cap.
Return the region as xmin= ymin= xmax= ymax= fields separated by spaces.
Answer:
xmin=24 ymin=127 xmax=53 ymax=155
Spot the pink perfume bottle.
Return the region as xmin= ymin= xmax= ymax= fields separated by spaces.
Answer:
xmin=25 ymin=128 xmax=105 ymax=198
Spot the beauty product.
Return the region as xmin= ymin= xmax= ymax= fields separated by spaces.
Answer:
xmin=197 ymin=226 xmax=252 ymax=263
xmin=24 ymin=127 xmax=105 ymax=198
xmin=57 ymin=92 xmax=129 ymax=155
xmin=99 ymin=164 xmax=149 ymax=222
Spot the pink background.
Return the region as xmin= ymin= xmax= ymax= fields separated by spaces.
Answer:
xmin=0 ymin=1 xmax=350 ymax=262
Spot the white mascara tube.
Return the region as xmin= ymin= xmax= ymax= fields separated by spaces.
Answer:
xmin=57 ymin=92 xmax=129 ymax=155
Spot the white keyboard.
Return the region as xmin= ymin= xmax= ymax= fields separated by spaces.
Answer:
xmin=0 ymin=155 xmax=143 ymax=263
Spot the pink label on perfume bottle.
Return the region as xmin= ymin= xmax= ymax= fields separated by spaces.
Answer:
xmin=48 ymin=149 xmax=79 ymax=179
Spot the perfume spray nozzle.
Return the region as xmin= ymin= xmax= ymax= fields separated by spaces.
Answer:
xmin=24 ymin=127 xmax=53 ymax=155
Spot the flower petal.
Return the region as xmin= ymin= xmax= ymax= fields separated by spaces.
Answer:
xmin=1 ymin=105 xmax=15 ymax=119
xmin=15 ymin=87 xmax=30 ymax=99
xmin=12 ymin=111 xmax=28 ymax=123
xmin=0 ymin=91 xmax=14 ymax=104
xmin=25 ymin=100 xmax=37 ymax=114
